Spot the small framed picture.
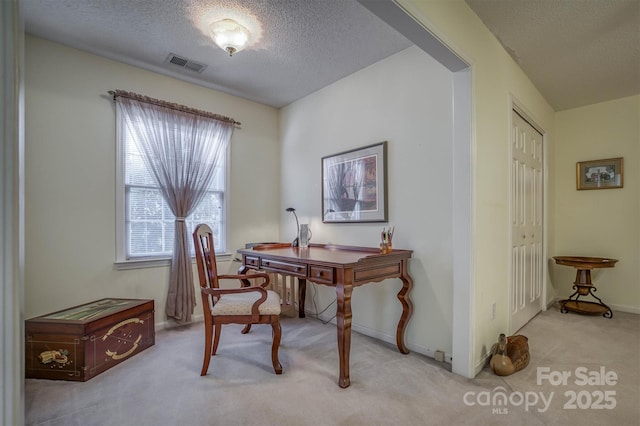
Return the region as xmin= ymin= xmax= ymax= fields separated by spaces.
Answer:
xmin=576 ymin=157 xmax=623 ymax=190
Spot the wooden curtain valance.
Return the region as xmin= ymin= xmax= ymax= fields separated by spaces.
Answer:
xmin=109 ymin=89 xmax=241 ymax=126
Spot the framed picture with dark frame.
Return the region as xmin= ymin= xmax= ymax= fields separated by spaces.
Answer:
xmin=322 ymin=141 xmax=388 ymax=223
xmin=576 ymin=157 xmax=623 ymax=190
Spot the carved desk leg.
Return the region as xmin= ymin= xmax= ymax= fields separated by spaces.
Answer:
xmin=336 ymin=282 xmax=353 ymax=388
xmin=396 ymin=259 xmax=414 ymax=354
xmin=238 ymin=264 xmax=253 ymax=334
xmin=298 ymin=278 xmax=306 ymax=318
xmin=237 ymin=265 xmax=253 ymax=287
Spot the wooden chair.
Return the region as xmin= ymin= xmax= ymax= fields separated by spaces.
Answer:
xmin=192 ymin=224 xmax=283 ymax=376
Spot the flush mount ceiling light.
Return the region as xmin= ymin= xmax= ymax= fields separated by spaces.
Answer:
xmin=209 ymin=18 xmax=251 ymax=56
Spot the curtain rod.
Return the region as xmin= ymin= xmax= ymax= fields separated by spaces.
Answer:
xmin=109 ymin=90 xmax=241 ymax=126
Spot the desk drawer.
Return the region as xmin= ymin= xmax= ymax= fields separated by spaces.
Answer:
xmin=244 ymin=255 xmax=260 ymax=268
xmin=354 ymin=263 xmax=401 ymax=284
xmin=309 ymin=266 xmax=335 ymax=285
xmin=260 ymin=259 xmax=307 ymax=277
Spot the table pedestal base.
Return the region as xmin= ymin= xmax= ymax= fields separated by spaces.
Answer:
xmin=561 ymin=299 xmax=612 ymax=318
xmin=560 ymin=282 xmax=612 ymax=318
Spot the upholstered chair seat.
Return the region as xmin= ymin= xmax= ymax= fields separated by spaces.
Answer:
xmin=212 ymin=291 xmax=281 ymax=316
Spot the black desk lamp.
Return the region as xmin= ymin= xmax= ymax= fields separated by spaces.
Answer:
xmin=286 ymin=207 xmax=299 ymax=247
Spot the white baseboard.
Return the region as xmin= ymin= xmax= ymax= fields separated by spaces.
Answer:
xmin=605 ymin=302 xmax=640 ymax=315
xmin=154 ymin=313 xmax=204 ymax=331
xmin=474 ymin=351 xmax=492 ymax=376
xmin=161 ymin=309 xmax=455 ymax=364
xmin=307 ymin=309 xmax=453 ymax=364
xmin=551 ymin=297 xmax=640 ymax=315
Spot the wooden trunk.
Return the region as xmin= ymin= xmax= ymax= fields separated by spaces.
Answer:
xmin=26 ymin=298 xmax=155 ymax=381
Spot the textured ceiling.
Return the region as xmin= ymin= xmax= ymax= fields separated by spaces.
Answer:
xmin=23 ymin=0 xmax=640 ymax=111
xmin=465 ymin=0 xmax=640 ymax=111
xmin=22 ymin=0 xmax=412 ymax=108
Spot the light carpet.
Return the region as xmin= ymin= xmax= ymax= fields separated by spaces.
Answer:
xmin=25 ymin=306 xmax=640 ymax=425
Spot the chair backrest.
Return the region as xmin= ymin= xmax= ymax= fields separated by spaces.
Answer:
xmin=193 ymin=224 xmax=220 ymax=292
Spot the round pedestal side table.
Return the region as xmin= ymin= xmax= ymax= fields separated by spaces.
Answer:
xmin=552 ymin=256 xmax=618 ymax=318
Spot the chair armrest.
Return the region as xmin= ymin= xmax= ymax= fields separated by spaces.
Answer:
xmin=201 ymin=286 xmax=268 ymax=322
xmin=218 ymin=273 xmax=271 ymax=288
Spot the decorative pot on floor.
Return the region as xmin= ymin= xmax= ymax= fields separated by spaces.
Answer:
xmin=490 ymin=333 xmax=530 ymax=376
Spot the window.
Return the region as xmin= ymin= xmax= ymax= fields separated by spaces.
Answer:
xmin=116 ymin=117 xmax=227 ymax=263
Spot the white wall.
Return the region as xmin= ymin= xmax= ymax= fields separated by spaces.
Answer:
xmin=280 ymin=46 xmax=455 ymax=356
xmin=401 ymin=0 xmax=557 ymax=372
xmin=552 ymin=95 xmax=640 ymax=312
xmin=24 ymin=36 xmax=281 ymax=325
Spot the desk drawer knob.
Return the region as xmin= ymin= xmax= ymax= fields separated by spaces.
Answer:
xmin=316 ymin=272 xmax=322 ymax=277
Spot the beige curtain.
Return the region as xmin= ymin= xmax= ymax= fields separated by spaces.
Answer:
xmin=116 ymin=94 xmax=234 ymax=323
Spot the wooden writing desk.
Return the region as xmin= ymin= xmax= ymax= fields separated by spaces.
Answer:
xmin=237 ymin=243 xmax=413 ymax=388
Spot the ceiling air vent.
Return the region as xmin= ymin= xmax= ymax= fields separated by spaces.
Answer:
xmin=164 ymin=53 xmax=207 ymax=74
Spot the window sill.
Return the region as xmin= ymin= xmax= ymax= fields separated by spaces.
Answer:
xmin=114 ymin=252 xmax=233 ymax=271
